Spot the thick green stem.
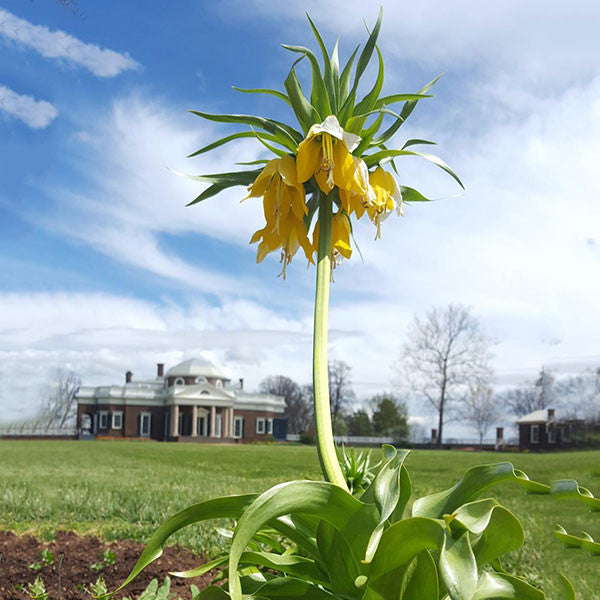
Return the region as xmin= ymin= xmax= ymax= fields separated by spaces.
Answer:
xmin=312 ymin=191 xmax=348 ymax=490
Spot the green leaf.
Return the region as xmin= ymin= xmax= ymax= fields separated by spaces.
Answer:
xmin=316 ymin=521 xmax=360 ymax=595
xmin=172 ymin=168 xmax=262 ymax=187
xmin=554 ymin=525 xmax=600 ymax=555
xmin=186 ymin=184 xmax=227 ymax=206
xmin=363 ymin=446 xmax=411 ymax=563
xmin=412 ymin=462 xmax=550 ymax=519
xmin=171 ymin=555 xmax=228 ymax=579
xmin=232 ymin=86 xmax=291 ymax=107
xmin=155 ymin=577 xmax=171 ymax=600
xmin=439 ymin=532 xmax=478 ymax=600
xmin=194 ymin=586 xmax=230 ymax=600
xmin=251 ymin=577 xmax=339 ymax=599
xmin=189 ymin=110 xmax=302 ymax=149
xmin=330 ymin=39 xmax=340 ymax=111
xmin=472 ymin=571 xmax=545 ymax=600
xmin=112 ymin=494 xmax=257 ymax=595
xmin=399 ymin=186 xmax=434 ymax=203
xmin=187 ymin=132 xmax=283 ymax=159
xmin=364 ymin=149 xmax=465 ymax=189
xmin=353 ymin=111 xmax=386 ymax=156
xmin=452 ymin=499 xmax=524 ymax=566
xmin=353 ymin=46 xmax=384 ymax=118
xmin=371 ymin=75 xmax=443 ymax=145
xmin=351 ymin=7 xmax=383 ymax=98
xmin=228 ymin=481 xmax=377 ymax=600
xmin=339 ymin=45 xmax=360 ymax=105
xmin=374 ymin=93 xmax=434 ymax=108
xmin=284 ymin=62 xmax=321 ymax=133
xmin=368 ymin=517 xmax=445 ymax=584
xmin=401 ymin=551 xmax=439 ymax=600
xmin=551 ymin=479 xmax=600 ymax=511
xmin=281 ymin=44 xmax=331 ymax=118
xmin=559 ymin=574 xmax=577 ymax=600
xmin=305 ymin=14 xmax=337 ymax=112
xmin=401 ymin=138 xmax=437 ymax=149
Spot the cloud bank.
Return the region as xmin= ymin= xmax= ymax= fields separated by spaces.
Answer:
xmin=0 ymin=85 xmax=57 ymax=128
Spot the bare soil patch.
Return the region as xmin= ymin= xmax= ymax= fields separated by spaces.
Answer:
xmin=0 ymin=531 xmax=213 ymax=599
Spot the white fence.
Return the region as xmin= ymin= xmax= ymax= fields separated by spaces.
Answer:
xmin=287 ymin=434 xmax=394 ymax=444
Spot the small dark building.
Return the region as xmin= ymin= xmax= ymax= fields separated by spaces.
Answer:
xmin=516 ymin=408 xmax=584 ymax=450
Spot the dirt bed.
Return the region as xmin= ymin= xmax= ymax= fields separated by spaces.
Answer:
xmin=0 ymin=531 xmax=214 ymax=599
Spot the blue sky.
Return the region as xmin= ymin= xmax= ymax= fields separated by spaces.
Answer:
xmin=1 ymin=1 xmax=600 ymax=438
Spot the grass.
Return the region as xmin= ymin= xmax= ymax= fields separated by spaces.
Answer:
xmin=1 ymin=441 xmax=599 ymax=598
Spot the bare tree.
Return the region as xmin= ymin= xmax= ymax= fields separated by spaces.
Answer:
xmin=501 ymin=367 xmax=556 ymax=417
xmin=461 ymin=382 xmax=499 ymax=446
xmin=260 ymin=375 xmax=313 ymax=433
xmin=399 ymin=304 xmax=494 ymax=446
xmin=556 ymin=367 xmax=600 ymax=421
xmin=328 ymin=360 xmax=355 ymax=420
xmin=39 ymin=369 xmax=81 ymax=429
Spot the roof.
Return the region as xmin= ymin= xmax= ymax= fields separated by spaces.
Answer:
xmin=516 ymin=409 xmax=553 ymax=424
xmin=166 ymin=358 xmax=230 ymax=380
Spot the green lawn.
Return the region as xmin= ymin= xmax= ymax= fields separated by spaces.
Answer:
xmin=1 ymin=441 xmax=599 ymax=598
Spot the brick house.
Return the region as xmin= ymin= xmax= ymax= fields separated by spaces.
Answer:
xmin=76 ymin=358 xmax=287 ymax=442
xmin=516 ymin=408 xmax=584 ymax=450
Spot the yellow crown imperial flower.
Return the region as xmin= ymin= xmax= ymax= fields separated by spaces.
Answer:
xmin=245 ymin=155 xmax=312 ymax=278
xmin=367 ymin=166 xmax=404 ymax=239
xmin=297 ymin=116 xmax=371 ymax=201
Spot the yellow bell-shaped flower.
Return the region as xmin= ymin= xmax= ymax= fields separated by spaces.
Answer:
xmin=296 ymin=116 xmax=371 ymax=200
xmin=245 ymin=155 xmax=312 ymax=277
xmin=311 ymin=207 xmax=352 ymax=262
xmin=367 ymin=166 xmax=403 ymax=239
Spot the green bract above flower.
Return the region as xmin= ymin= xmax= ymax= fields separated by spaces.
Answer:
xmin=182 ymin=7 xmax=464 ymax=275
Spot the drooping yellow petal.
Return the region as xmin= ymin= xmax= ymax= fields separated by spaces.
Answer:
xmin=296 ymin=137 xmax=321 ymax=183
xmin=331 ymin=210 xmax=352 ymax=260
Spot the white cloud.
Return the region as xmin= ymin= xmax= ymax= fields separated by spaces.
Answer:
xmin=0 ymin=84 xmax=57 ymax=128
xmin=0 ymin=8 xmax=139 ymax=77
xmin=0 ymin=292 xmax=317 ymax=422
xmin=229 ymin=0 xmax=600 ymax=88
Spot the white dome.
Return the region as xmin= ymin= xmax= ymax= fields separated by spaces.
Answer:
xmin=166 ymin=358 xmax=229 ymax=380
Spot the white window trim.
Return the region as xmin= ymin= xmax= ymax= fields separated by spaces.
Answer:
xmin=256 ymin=417 xmax=266 ymax=434
xmin=215 ymin=379 xmax=223 ymax=388
xmin=266 ymin=418 xmax=273 ymax=435
xmin=99 ymin=411 xmax=108 ymax=430
xmin=112 ymin=411 xmax=123 ymax=430
xmin=140 ymin=412 xmax=152 ymax=437
xmin=174 ymin=377 xmax=185 ymax=386
xmin=233 ymin=416 xmax=244 ymax=439
xmin=530 ymin=424 xmax=540 ymax=444
xmin=195 ymin=376 xmax=207 ymax=384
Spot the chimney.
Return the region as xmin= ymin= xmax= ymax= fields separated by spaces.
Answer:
xmin=239 ymin=378 xmax=244 ymax=390
xmin=125 ymin=371 xmax=133 ymax=384
xmin=496 ymin=427 xmax=504 ymax=440
xmin=548 ymin=408 xmax=555 ymax=419
xmin=431 ymin=428 xmax=438 ymax=442
xmin=157 ymin=363 xmax=164 ymax=377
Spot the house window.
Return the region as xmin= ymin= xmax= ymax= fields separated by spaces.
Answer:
xmin=112 ymin=411 xmax=123 ymax=430
xmin=195 ymin=376 xmax=207 ymax=384
xmin=548 ymin=426 xmax=556 ymax=444
xmin=215 ymin=379 xmax=223 ymax=389
xmin=140 ymin=413 xmax=152 ymax=437
xmin=215 ymin=414 xmax=222 ymax=437
xmin=197 ymin=416 xmax=206 ymax=437
xmin=266 ymin=418 xmax=273 ymax=435
xmin=99 ymin=411 xmax=109 ymax=430
xmin=201 ymin=390 xmax=210 ymax=395
xmin=530 ymin=425 xmax=540 ymax=444
xmin=563 ymin=424 xmax=570 ymax=442
xmin=256 ymin=417 xmax=266 ymax=434
xmin=178 ymin=413 xmax=184 ymax=435
xmin=174 ymin=377 xmax=185 ymax=386
xmin=233 ymin=417 xmax=244 ymax=439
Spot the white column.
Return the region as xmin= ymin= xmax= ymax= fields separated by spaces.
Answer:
xmin=230 ymin=408 xmax=235 ymax=439
xmin=171 ymin=404 xmax=179 ymax=437
xmin=191 ymin=405 xmax=198 ymax=437
xmin=222 ymin=408 xmax=228 ymax=438
xmin=210 ymin=405 xmax=216 ymax=438
xmin=203 ymin=413 xmax=208 ymax=436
